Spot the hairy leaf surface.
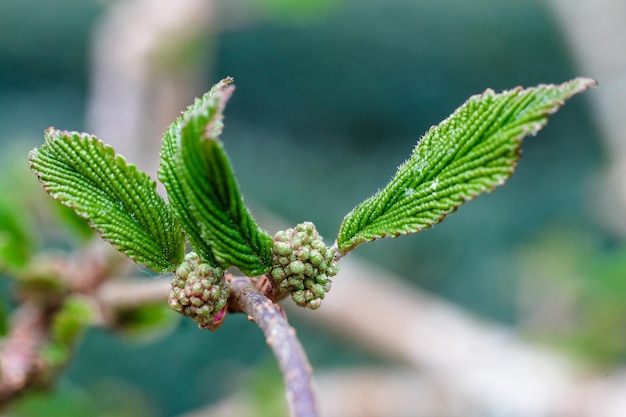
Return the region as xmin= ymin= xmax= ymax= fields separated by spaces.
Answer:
xmin=337 ymin=78 xmax=596 ymax=255
xmin=29 ymin=129 xmax=184 ymax=271
xmin=159 ymin=78 xmax=274 ymax=276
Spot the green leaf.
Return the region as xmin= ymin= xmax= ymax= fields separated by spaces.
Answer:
xmin=29 ymin=129 xmax=185 ymax=272
xmin=159 ymin=78 xmax=274 ymax=276
xmin=337 ymin=77 xmax=597 ymax=255
xmin=159 ymin=117 xmax=217 ymax=265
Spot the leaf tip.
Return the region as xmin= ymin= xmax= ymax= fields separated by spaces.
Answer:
xmin=573 ymin=76 xmax=598 ymax=89
xmin=217 ymin=76 xmax=234 ymax=86
xmin=44 ymin=126 xmax=57 ymax=138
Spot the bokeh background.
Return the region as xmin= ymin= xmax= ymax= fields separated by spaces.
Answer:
xmin=1 ymin=0 xmax=624 ymax=416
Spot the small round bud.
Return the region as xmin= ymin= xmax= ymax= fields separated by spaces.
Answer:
xmin=268 ymin=222 xmax=339 ymax=309
xmin=168 ymin=252 xmax=230 ymax=331
xmin=309 ymin=250 xmax=323 ymax=266
xmin=289 ymin=260 xmax=305 ymax=275
xmin=275 ymin=241 xmax=292 ymax=256
xmin=272 ymin=267 xmax=286 ymax=280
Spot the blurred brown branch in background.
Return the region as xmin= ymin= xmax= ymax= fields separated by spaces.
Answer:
xmin=0 ymin=242 xmax=111 ymax=407
xmin=87 ymin=0 xmax=214 ymax=178
xmin=0 ymin=302 xmax=48 ymax=405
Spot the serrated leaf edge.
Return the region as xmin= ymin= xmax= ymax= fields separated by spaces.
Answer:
xmin=336 ymin=77 xmax=597 ymax=255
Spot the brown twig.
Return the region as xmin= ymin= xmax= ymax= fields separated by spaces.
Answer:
xmin=230 ymin=276 xmax=318 ymax=417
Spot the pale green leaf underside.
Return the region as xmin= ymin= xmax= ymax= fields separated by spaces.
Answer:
xmin=159 ymin=78 xmax=274 ymax=276
xmin=337 ymin=77 xmax=597 ymax=255
xmin=29 ymin=129 xmax=184 ymax=271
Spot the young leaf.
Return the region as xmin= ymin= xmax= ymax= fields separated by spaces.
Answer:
xmin=159 ymin=78 xmax=274 ymax=276
xmin=337 ymin=77 xmax=597 ymax=255
xmin=160 ymin=125 xmax=217 ymax=265
xmin=29 ymin=129 xmax=185 ymax=272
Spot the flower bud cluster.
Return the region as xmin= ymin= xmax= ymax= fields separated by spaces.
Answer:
xmin=168 ymin=252 xmax=230 ymax=331
xmin=269 ymin=222 xmax=338 ymax=309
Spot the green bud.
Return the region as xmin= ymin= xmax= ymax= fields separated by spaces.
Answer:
xmin=311 ymin=283 xmax=325 ymax=298
xmin=309 ymin=250 xmax=323 ymax=266
xmin=196 ymin=304 xmax=211 ymax=317
xmin=267 ymin=222 xmax=340 ymax=309
xmin=272 ymin=267 xmax=286 ymax=280
xmin=291 ymin=290 xmax=306 ymax=305
xmin=168 ymin=252 xmax=230 ymax=331
xmin=288 ymin=276 xmax=302 ymax=287
xmin=289 ymin=260 xmax=305 ymax=275
xmin=275 ymin=241 xmax=292 ymax=256
xmin=197 ymin=263 xmax=213 ymax=277
xmin=304 ymin=263 xmax=315 ymax=276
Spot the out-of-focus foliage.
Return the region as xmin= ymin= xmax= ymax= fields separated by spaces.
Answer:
xmin=0 ymin=297 xmax=8 ymax=337
xmin=113 ymin=303 xmax=180 ymax=343
xmin=0 ymin=192 xmax=31 ymax=269
xmin=0 ymin=147 xmax=37 ymax=270
xmin=0 ymin=145 xmax=95 ymax=254
xmin=8 ymin=381 xmax=152 ymax=417
xmin=51 ymin=296 xmax=96 ymax=347
xmin=42 ymin=295 xmax=97 ymax=367
xmin=518 ymin=230 xmax=626 ymax=368
xmin=53 ymin=203 xmax=97 ymax=242
xmin=245 ymin=360 xmax=289 ymax=417
xmin=245 ymin=0 xmax=343 ymax=23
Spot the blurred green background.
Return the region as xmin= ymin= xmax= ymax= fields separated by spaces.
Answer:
xmin=1 ymin=0 xmax=620 ymax=416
